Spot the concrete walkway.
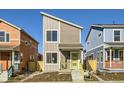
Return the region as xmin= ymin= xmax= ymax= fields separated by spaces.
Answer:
xmin=71 ymin=70 xmax=84 ymax=82
xmin=20 ymin=71 xmax=43 ymax=82
xmin=92 ymin=73 xmax=104 ymax=82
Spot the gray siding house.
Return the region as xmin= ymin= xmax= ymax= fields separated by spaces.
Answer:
xmin=41 ymin=12 xmax=83 ymax=72
xmin=86 ymin=24 xmax=124 ymax=72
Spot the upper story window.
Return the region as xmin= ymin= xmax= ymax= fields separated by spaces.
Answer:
xmin=6 ymin=33 xmax=10 ymax=42
xmin=0 ymin=32 xmax=5 ymax=42
xmin=46 ymin=30 xmax=57 ymax=42
xmin=0 ymin=31 xmax=10 ymax=42
xmin=114 ymin=30 xmax=120 ymax=41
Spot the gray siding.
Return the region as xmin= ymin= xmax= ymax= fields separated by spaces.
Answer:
xmin=87 ymin=28 xmax=103 ymax=51
xmin=60 ymin=22 xmax=81 ymax=44
xmin=43 ymin=15 xmax=82 ymax=72
xmin=104 ymin=28 xmax=124 ymax=42
xmin=43 ymin=16 xmax=60 ymax=72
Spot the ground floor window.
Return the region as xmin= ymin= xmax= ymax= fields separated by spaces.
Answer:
xmin=46 ymin=52 xmax=57 ymax=64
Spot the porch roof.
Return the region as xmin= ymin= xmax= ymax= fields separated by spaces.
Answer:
xmin=104 ymin=43 xmax=124 ymax=48
xmin=59 ymin=44 xmax=83 ymax=50
xmin=0 ymin=45 xmax=19 ymax=51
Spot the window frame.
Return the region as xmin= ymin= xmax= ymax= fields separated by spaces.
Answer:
xmin=45 ymin=29 xmax=58 ymax=43
xmin=113 ymin=30 xmax=120 ymax=42
xmin=45 ymin=51 xmax=58 ymax=65
xmin=6 ymin=32 xmax=10 ymax=42
xmin=0 ymin=30 xmax=10 ymax=43
xmin=0 ymin=31 xmax=5 ymax=42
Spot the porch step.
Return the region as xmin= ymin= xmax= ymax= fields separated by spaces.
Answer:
xmin=71 ymin=70 xmax=84 ymax=82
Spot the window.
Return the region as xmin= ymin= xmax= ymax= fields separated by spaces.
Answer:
xmin=46 ymin=30 xmax=57 ymax=42
xmin=114 ymin=30 xmax=120 ymax=41
xmin=0 ymin=32 xmax=5 ymax=42
xmin=46 ymin=52 xmax=57 ymax=64
xmin=0 ymin=31 xmax=10 ymax=42
xmin=6 ymin=33 xmax=10 ymax=42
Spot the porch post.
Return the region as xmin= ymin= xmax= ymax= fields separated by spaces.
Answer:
xmin=70 ymin=51 xmax=71 ymax=69
xmin=12 ymin=51 xmax=15 ymax=66
xmin=103 ymin=48 xmax=105 ymax=69
xmin=109 ymin=48 xmax=112 ymax=69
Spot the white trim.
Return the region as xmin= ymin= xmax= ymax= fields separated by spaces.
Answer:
xmin=45 ymin=29 xmax=59 ymax=43
xmin=0 ymin=19 xmax=21 ymax=30
xmin=86 ymin=44 xmax=104 ymax=52
xmin=59 ymin=21 xmax=60 ymax=43
xmin=80 ymin=31 xmax=81 ymax=43
xmin=45 ymin=51 xmax=59 ymax=65
xmin=103 ymin=29 xmax=105 ymax=42
xmin=41 ymin=12 xmax=83 ymax=29
xmin=58 ymin=21 xmax=61 ymax=70
xmin=43 ymin=16 xmax=45 ymax=71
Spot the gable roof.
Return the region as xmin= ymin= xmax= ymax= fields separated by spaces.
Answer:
xmin=86 ymin=24 xmax=124 ymax=41
xmin=0 ymin=18 xmax=38 ymax=44
xmin=41 ymin=12 xmax=83 ymax=30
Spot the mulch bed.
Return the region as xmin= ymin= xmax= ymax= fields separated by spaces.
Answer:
xmin=24 ymin=72 xmax=72 ymax=82
xmin=84 ymin=75 xmax=98 ymax=81
xmin=96 ymin=71 xmax=124 ymax=81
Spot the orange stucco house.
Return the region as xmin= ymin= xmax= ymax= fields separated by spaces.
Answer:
xmin=0 ymin=19 xmax=38 ymax=82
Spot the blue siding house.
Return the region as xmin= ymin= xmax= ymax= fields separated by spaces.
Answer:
xmin=86 ymin=24 xmax=124 ymax=72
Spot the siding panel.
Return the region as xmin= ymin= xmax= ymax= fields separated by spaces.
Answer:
xmin=60 ymin=22 xmax=80 ymax=44
xmin=87 ymin=28 xmax=103 ymax=51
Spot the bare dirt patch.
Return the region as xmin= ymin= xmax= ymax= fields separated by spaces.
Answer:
xmin=24 ymin=72 xmax=72 ymax=82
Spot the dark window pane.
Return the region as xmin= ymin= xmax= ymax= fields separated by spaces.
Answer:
xmin=114 ymin=31 xmax=120 ymax=41
xmin=114 ymin=31 xmax=120 ymax=35
xmin=114 ymin=36 xmax=120 ymax=41
xmin=0 ymin=32 xmax=4 ymax=36
xmin=46 ymin=31 xmax=52 ymax=41
xmin=52 ymin=53 xmax=57 ymax=63
xmin=6 ymin=33 xmax=10 ymax=42
xmin=0 ymin=37 xmax=4 ymax=42
xmin=46 ymin=53 xmax=52 ymax=63
xmin=52 ymin=31 xmax=57 ymax=41
xmin=115 ymin=49 xmax=118 ymax=58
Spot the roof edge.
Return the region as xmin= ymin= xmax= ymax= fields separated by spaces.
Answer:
xmin=40 ymin=12 xmax=83 ymax=30
xmin=0 ymin=18 xmax=21 ymax=30
xmin=0 ymin=18 xmax=39 ymax=44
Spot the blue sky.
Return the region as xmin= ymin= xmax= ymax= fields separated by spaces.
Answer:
xmin=1 ymin=9 xmax=124 ymax=53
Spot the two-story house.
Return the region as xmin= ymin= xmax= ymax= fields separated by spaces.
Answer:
xmin=41 ymin=12 xmax=83 ymax=72
xmin=0 ymin=19 xmax=38 ymax=82
xmin=86 ymin=24 xmax=124 ymax=72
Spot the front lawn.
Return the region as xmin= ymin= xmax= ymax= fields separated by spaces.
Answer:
xmin=24 ymin=72 xmax=72 ymax=82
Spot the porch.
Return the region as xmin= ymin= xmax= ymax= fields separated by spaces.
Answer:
xmin=0 ymin=45 xmax=20 ymax=81
xmin=59 ymin=44 xmax=83 ymax=70
xmin=104 ymin=47 xmax=124 ymax=70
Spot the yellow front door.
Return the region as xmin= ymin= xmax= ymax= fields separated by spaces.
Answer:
xmin=71 ymin=52 xmax=79 ymax=69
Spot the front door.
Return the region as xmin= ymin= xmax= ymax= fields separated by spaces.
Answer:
xmin=70 ymin=52 xmax=79 ymax=69
xmin=13 ymin=52 xmax=20 ymax=71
